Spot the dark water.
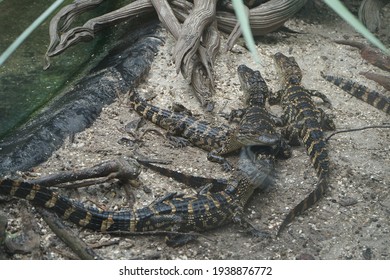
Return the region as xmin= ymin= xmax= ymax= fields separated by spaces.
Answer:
xmin=0 ymin=0 xmax=121 ymax=138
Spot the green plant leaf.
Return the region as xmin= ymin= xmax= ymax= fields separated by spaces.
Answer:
xmin=323 ymin=0 xmax=389 ymax=55
xmin=0 ymin=0 xmax=65 ymax=66
xmin=233 ymin=0 xmax=389 ymax=58
xmin=232 ymin=0 xmax=261 ymax=64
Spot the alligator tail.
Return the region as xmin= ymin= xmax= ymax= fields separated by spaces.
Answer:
xmin=277 ymin=178 xmax=328 ymax=235
xmin=0 ymin=178 xmax=136 ymax=232
xmin=321 ymin=73 xmax=389 ymax=115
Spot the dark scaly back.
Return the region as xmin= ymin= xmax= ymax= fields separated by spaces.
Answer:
xmin=235 ymin=65 xmax=291 ymax=187
xmin=0 ymin=177 xmax=242 ymax=233
xmin=138 ymin=156 xmax=264 ymax=208
xmin=274 ymin=52 xmax=330 ymax=180
xmin=237 ymin=64 xmax=269 ymax=107
xmin=273 ymin=52 xmax=330 ymax=233
xmin=321 ymin=73 xmax=390 ymax=115
xmin=273 ymin=52 xmax=303 ymax=86
xmin=129 ymin=90 xmax=229 ymax=151
xmin=235 ymin=65 xmax=281 ymax=146
xmin=0 ymin=178 xmax=140 ymax=232
xmin=234 ymin=65 xmax=293 ymax=199
xmin=208 ymin=65 xmax=281 ymax=170
xmin=207 ymin=65 xmax=282 ymax=170
xmin=128 ymin=90 xmax=179 ymax=130
xmin=136 ymin=159 xmax=229 ymax=190
xmin=207 ymin=65 xmax=284 ymax=169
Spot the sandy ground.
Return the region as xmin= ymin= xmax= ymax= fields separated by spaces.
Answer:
xmin=2 ymin=4 xmax=389 ymax=260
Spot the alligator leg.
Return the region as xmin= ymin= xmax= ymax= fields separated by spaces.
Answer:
xmin=207 ymin=149 xmax=234 ymax=171
xmin=306 ymin=89 xmax=333 ymax=107
xmin=166 ymin=135 xmax=191 ymax=148
xmin=164 ymin=120 xmax=192 ymax=147
xmin=268 ymin=89 xmax=284 ymax=105
xmin=318 ymin=108 xmax=336 ymax=131
xmin=227 ymin=108 xmax=247 ymax=122
xmin=231 ymin=207 xmax=271 ymax=239
xmin=281 ymin=123 xmax=301 ymax=146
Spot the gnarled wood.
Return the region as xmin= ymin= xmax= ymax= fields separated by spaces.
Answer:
xmin=152 ymin=0 xmax=218 ymax=109
xmin=217 ymin=0 xmax=307 ymax=40
xmin=46 ymin=0 xmax=155 ymax=58
xmin=334 ymin=39 xmax=390 ymax=72
xmin=44 ymin=0 xmax=307 ymax=109
xmin=358 ymin=0 xmax=387 ymax=32
xmin=360 ymin=71 xmax=390 ymax=91
xmin=174 ymin=0 xmax=217 ymax=74
xmin=45 ymin=0 xmax=104 ymax=69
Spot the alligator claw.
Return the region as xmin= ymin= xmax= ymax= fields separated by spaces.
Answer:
xmin=222 ymin=161 xmax=233 ymax=172
xmin=167 ymin=136 xmax=190 ymax=148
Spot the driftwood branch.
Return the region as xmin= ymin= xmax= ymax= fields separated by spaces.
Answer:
xmin=44 ymin=0 xmax=307 ymax=109
xmin=217 ymin=0 xmax=307 ymax=40
xmin=174 ymin=0 xmax=217 ymax=74
xmin=45 ymin=0 xmax=155 ymax=60
xmin=360 ymin=72 xmax=390 ymax=91
xmin=44 ymin=0 xmax=104 ymax=69
xmin=28 ymin=157 xmax=141 ymax=188
xmin=151 ymin=0 xmax=219 ymax=110
xmin=36 ymin=207 xmax=102 ymax=260
xmin=334 ymin=40 xmax=390 ymax=72
xmin=358 ymin=0 xmax=387 ymax=32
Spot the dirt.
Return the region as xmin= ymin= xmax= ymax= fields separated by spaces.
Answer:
xmin=2 ymin=4 xmax=389 ymax=260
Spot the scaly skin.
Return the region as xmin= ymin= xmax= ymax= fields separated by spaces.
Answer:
xmin=138 ymin=144 xmax=277 ymax=238
xmin=237 ymin=64 xmax=270 ymax=107
xmin=229 ymin=64 xmax=291 ymax=213
xmin=0 ymin=177 xmax=238 ymax=234
xmin=272 ymin=52 xmax=335 ymax=233
xmin=0 ymin=172 xmax=260 ymax=241
xmin=130 ymin=65 xmax=286 ymax=171
xmin=129 ymin=90 xmax=230 ymax=151
xmin=236 ymin=145 xmax=276 ymax=191
xmin=0 ymin=153 xmax=269 ymax=245
xmin=321 ymin=73 xmax=390 ymax=115
xmin=207 ymin=65 xmax=289 ymax=170
xmin=235 ymin=64 xmax=291 ymax=160
xmin=139 ymin=145 xmax=276 ymax=196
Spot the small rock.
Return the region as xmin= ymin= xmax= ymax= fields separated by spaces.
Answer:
xmin=362 ymin=247 xmax=373 ymax=260
xmin=339 ymin=196 xmax=358 ymax=207
xmin=124 ymin=117 xmax=144 ymax=133
xmin=4 ymin=229 xmax=40 ymax=254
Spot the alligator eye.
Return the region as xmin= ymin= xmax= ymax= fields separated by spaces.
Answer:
xmin=289 ymin=76 xmax=301 ymax=84
xmin=274 ymin=52 xmax=283 ymax=58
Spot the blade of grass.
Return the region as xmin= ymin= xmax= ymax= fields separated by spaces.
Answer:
xmin=0 ymin=0 xmax=65 ymax=66
xmin=323 ymin=0 xmax=389 ymax=55
xmin=232 ymin=0 xmax=261 ymax=64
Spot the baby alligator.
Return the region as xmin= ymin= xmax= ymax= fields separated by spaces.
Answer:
xmin=0 ymin=157 xmax=265 ymax=245
xmin=129 ymin=65 xmax=286 ymax=170
xmin=272 ymin=52 xmax=335 ymax=233
xmin=321 ymin=73 xmax=390 ymax=115
xmin=207 ymin=64 xmax=290 ymax=169
xmin=234 ymin=64 xmax=291 ymax=160
xmin=129 ymin=90 xmax=229 ymax=151
xmin=138 ymin=144 xmax=277 ymax=237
